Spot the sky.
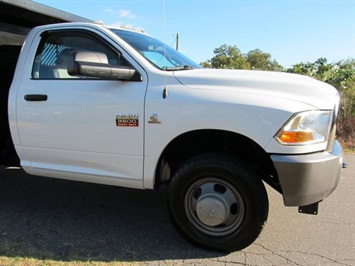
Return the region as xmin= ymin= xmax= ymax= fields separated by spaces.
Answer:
xmin=34 ymin=0 xmax=355 ymax=68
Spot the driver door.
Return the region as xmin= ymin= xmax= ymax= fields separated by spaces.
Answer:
xmin=15 ymin=29 xmax=147 ymax=186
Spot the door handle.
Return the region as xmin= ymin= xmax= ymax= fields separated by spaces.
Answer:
xmin=24 ymin=94 xmax=48 ymax=101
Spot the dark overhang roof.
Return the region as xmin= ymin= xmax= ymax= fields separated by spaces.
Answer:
xmin=0 ymin=0 xmax=92 ymax=35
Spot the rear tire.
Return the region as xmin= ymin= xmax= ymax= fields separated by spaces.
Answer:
xmin=168 ymin=154 xmax=268 ymax=252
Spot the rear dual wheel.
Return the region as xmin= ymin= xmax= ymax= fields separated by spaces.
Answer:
xmin=168 ymin=154 xmax=268 ymax=252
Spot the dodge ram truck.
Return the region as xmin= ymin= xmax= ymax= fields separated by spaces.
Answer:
xmin=0 ymin=22 xmax=345 ymax=251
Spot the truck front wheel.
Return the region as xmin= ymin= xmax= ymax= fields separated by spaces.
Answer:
xmin=167 ymin=154 xmax=268 ymax=252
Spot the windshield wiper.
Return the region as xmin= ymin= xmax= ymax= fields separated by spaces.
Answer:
xmin=163 ymin=65 xmax=194 ymax=71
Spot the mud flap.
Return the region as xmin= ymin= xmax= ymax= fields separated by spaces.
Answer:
xmin=298 ymin=202 xmax=320 ymax=215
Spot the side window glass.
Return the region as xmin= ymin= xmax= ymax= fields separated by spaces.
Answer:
xmin=32 ymin=31 xmax=129 ymax=79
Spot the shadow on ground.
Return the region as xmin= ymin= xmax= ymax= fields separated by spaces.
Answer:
xmin=0 ymin=167 xmax=224 ymax=262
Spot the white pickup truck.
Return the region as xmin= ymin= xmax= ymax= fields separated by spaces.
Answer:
xmin=0 ymin=22 xmax=345 ymax=252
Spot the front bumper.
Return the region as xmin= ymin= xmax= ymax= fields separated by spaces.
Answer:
xmin=271 ymin=140 xmax=343 ymax=206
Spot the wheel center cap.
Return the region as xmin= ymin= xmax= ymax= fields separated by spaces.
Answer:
xmin=196 ymin=196 xmax=228 ymax=226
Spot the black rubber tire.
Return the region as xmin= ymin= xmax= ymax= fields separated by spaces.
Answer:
xmin=168 ymin=153 xmax=268 ymax=252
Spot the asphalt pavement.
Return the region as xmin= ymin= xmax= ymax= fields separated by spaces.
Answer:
xmin=0 ymin=154 xmax=354 ymax=265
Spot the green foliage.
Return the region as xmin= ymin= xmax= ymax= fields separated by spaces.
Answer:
xmin=200 ymin=44 xmax=282 ymax=71
xmin=285 ymin=57 xmax=354 ymax=149
xmin=210 ymin=44 xmax=251 ymax=69
xmin=200 ymin=60 xmax=212 ymax=68
xmin=246 ymin=49 xmax=283 ymax=71
xmin=288 ymin=58 xmax=355 ymax=118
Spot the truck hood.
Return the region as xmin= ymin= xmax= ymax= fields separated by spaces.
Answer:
xmin=173 ymin=69 xmax=338 ymax=109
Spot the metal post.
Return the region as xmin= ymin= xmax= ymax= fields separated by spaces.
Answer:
xmin=176 ymin=33 xmax=179 ymax=51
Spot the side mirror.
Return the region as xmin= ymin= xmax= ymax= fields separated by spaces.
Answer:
xmin=68 ymin=51 xmax=139 ymax=81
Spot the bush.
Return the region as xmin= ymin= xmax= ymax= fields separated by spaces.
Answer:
xmin=287 ymin=58 xmax=355 ymax=151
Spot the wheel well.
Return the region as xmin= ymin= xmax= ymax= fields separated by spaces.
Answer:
xmin=155 ymin=129 xmax=280 ymax=192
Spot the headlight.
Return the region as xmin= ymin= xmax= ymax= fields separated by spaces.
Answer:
xmin=275 ymin=111 xmax=332 ymax=145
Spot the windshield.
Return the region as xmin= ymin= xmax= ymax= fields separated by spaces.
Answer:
xmin=110 ymin=28 xmax=201 ymax=70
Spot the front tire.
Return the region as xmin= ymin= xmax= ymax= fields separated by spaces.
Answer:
xmin=168 ymin=154 xmax=268 ymax=252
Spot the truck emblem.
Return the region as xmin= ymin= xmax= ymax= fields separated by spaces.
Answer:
xmin=116 ymin=114 xmax=139 ymax=127
xmin=148 ymin=114 xmax=161 ymax=124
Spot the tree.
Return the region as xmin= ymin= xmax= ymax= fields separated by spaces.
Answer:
xmin=200 ymin=60 xmax=212 ymax=68
xmin=209 ymin=44 xmax=250 ymax=69
xmin=246 ymin=49 xmax=283 ymax=71
xmin=287 ymin=57 xmax=333 ymax=78
xmin=200 ymin=44 xmax=282 ymax=71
